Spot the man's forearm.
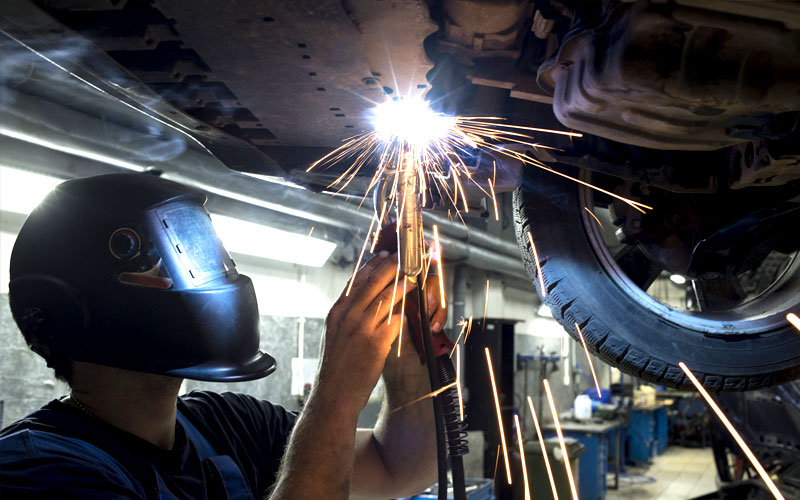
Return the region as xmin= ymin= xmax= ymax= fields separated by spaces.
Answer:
xmin=370 ymin=354 xmax=438 ymax=491
xmin=270 ymin=388 xmax=360 ymax=500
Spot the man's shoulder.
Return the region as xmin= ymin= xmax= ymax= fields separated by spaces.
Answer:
xmin=176 ymin=390 xmax=298 ymax=460
xmin=0 ymin=401 xmax=79 ymax=447
xmin=0 ymin=422 xmax=144 ymax=497
xmin=178 ymin=390 xmax=297 ymax=423
xmin=1 ymin=425 xmax=117 ymax=464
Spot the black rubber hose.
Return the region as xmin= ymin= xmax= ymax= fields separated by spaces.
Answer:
xmin=437 ymin=356 xmax=468 ymax=500
xmin=415 ymin=284 xmax=448 ymax=500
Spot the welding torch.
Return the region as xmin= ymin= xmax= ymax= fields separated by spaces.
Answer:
xmin=375 ymin=161 xmax=468 ymax=500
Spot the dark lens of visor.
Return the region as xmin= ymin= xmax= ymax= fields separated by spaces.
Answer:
xmin=158 ymin=204 xmax=230 ymax=284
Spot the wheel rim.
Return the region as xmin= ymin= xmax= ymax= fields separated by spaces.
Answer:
xmin=578 ymin=170 xmax=800 ymax=336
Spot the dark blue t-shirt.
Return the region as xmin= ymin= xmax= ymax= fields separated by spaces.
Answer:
xmin=0 ymin=391 xmax=297 ymax=499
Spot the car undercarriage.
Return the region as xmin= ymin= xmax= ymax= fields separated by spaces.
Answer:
xmin=5 ymin=0 xmax=797 ymax=390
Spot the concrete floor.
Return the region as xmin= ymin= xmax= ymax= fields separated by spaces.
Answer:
xmin=606 ymin=446 xmax=719 ymax=500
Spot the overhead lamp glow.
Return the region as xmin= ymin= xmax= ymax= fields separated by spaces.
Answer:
xmin=669 ymin=274 xmax=687 ymax=285
xmin=1 ymin=128 xmax=146 ymax=172
xmin=537 ymin=303 xmax=553 ymax=318
xmin=371 ymin=98 xmax=455 ymax=148
xmin=210 ymin=214 xmax=336 ymax=268
xmin=0 ymin=165 xmax=64 ymax=215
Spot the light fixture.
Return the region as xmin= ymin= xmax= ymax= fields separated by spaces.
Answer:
xmin=0 ymin=166 xmax=336 ymax=267
xmin=0 ymin=165 xmax=64 ymax=215
xmin=669 ymin=274 xmax=687 ymax=285
xmin=537 ymin=303 xmax=553 ymax=317
xmin=0 ymin=128 xmax=146 ymax=172
xmin=210 ymin=214 xmax=336 ymax=268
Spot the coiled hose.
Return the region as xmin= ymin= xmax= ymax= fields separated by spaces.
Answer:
xmin=416 ymin=286 xmax=468 ymax=500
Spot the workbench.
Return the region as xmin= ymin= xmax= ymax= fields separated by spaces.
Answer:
xmin=543 ymin=419 xmax=624 ymax=500
xmin=627 ymin=405 xmax=670 ymax=465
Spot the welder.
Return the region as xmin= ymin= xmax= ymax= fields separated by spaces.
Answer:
xmin=0 ymin=174 xmax=445 ymax=499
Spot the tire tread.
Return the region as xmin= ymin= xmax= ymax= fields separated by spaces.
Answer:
xmin=514 ymin=182 xmax=800 ymax=392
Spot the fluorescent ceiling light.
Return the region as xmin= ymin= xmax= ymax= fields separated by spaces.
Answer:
xmin=0 ymin=165 xmax=64 ymax=215
xmin=240 ymin=171 xmax=306 ymax=190
xmin=0 ymin=128 xmax=146 ymax=172
xmin=162 ymin=172 xmax=338 ymax=226
xmin=669 ymin=274 xmax=687 ymax=285
xmin=210 ymin=214 xmax=336 ymax=268
xmin=0 ymin=166 xmax=336 ymax=267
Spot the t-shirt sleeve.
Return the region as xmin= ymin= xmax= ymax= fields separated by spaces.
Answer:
xmin=177 ymin=391 xmax=298 ymax=497
xmin=0 ymin=429 xmax=145 ymax=499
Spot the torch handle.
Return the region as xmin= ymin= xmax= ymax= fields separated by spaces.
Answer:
xmin=397 ymin=153 xmax=424 ymax=278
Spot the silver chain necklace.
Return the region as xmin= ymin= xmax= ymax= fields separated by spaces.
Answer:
xmin=69 ymin=393 xmax=95 ymax=418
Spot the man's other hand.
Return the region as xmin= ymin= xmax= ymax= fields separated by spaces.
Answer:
xmin=317 ymin=251 xmax=411 ymax=415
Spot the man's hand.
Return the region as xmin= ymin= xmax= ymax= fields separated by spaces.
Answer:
xmin=270 ymin=250 xmax=445 ymax=500
xmin=316 ymin=250 xmax=411 ymax=418
xmin=349 ymin=264 xmax=448 ymax=498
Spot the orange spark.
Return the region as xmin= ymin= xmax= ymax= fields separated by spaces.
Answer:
xmin=308 ymin=105 xmax=648 ymax=244
xmin=433 ymin=225 xmax=446 ymax=307
xmin=492 ymin=444 xmax=501 ymax=485
xmin=372 ymin=300 xmax=383 ymax=328
xmin=369 ymin=202 xmax=390 ymax=253
xmin=456 ymin=344 xmax=464 ymax=421
xmin=345 ymin=213 xmax=378 ymax=297
xmin=488 ymin=178 xmax=499 ymax=221
xmin=464 ymin=316 xmax=474 ymax=343
xmin=575 ymin=322 xmax=601 ymax=398
xmin=483 ymin=280 xmax=490 ymax=331
xmin=450 ymin=318 xmax=469 ymax=358
xmin=583 ymin=207 xmax=603 ymax=228
xmin=424 ymin=243 xmax=434 ymax=286
xmin=387 ymin=261 xmax=401 ymax=325
xmin=544 ymin=379 xmax=579 ymax=500
xmin=307 ymin=226 xmax=315 ymax=237
xmin=528 ymin=396 xmax=559 ymax=500
xmin=679 ymin=362 xmax=786 ymax=500
xmin=526 ymin=231 xmax=547 ymax=297
xmin=397 ymin=276 xmax=407 ymax=357
xmin=788 ymin=313 xmax=800 ymax=332
xmin=390 ymin=381 xmax=457 ymax=413
xmin=486 ymin=347 xmax=512 ymax=485
xmin=514 ymin=414 xmax=532 ymax=500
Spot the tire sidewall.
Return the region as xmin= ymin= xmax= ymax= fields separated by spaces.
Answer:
xmin=513 ymin=166 xmax=800 ymax=391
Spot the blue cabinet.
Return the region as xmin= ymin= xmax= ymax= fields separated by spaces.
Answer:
xmin=628 ymin=408 xmax=656 ymax=465
xmin=654 ymin=406 xmax=668 ymax=455
xmin=543 ymin=420 xmax=623 ymax=500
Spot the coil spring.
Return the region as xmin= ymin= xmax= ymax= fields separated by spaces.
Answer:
xmin=438 ymin=357 xmax=469 ymax=457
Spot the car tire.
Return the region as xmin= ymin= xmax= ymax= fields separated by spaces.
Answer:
xmin=513 ymin=166 xmax=800 ymax=391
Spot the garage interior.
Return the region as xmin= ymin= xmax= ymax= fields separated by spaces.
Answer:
xmin=1 ymin=1 xmax=799 ymax=499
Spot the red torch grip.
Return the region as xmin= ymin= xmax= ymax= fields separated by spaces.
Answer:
xmin=372 ymin=222 xmax=454 ymax=363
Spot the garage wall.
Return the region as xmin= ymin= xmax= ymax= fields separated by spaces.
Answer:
xmin=0 ymin=295 xmax=70 ymax=428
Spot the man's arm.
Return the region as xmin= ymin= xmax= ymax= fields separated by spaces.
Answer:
xmin=268 ymin=251 xmax=415 ymax=499
xmin=349 ymin=286 xmax=446 ymax=498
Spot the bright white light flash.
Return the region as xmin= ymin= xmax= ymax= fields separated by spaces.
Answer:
xmin=371 ymin=98 xmax=455 ymax=148
xmin=669 ymin=274 xmax=687 ymax=285
xmin=0 ymin=165 xmax=64 ymax=215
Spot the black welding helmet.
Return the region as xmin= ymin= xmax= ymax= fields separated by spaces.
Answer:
xmin=8 ymin=174 xmax=276 ymax=382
